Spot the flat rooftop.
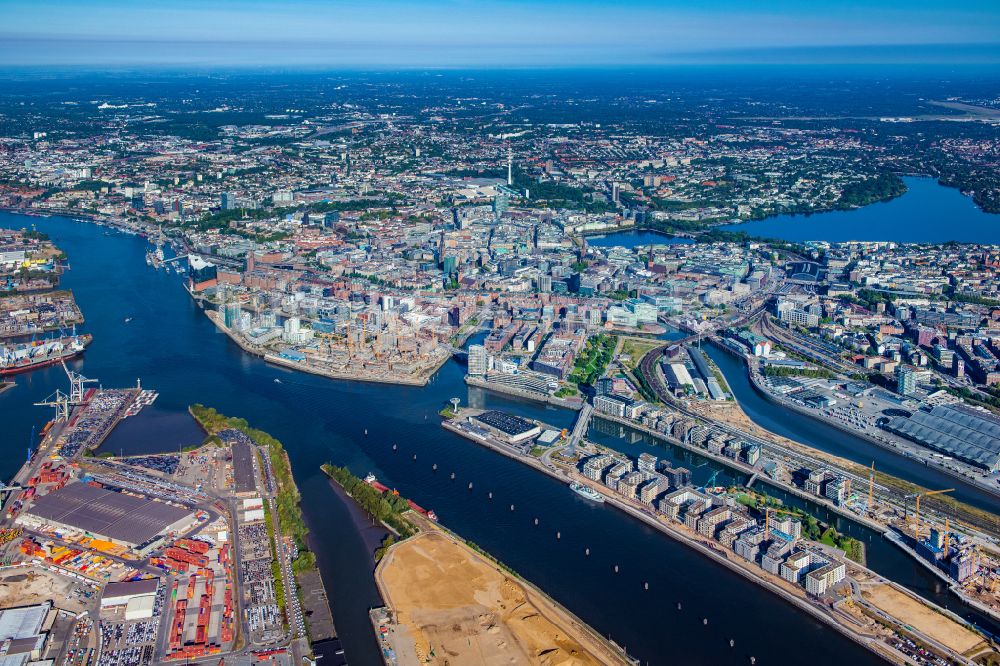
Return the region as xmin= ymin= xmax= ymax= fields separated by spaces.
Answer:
xmin=24 ymin=483 xmax=192 ymax=546
xmin=220 ymin=429 xmax=258 ymax=494
xmin=471 ymin=410 xmax=537 ymax=437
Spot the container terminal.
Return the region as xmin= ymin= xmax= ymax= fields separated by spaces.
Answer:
xmin=0 ymin=369 xmax=333 ymax=665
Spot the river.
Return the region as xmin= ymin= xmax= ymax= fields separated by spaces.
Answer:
xmin=0 ymin=211 xmax=934 ymax=666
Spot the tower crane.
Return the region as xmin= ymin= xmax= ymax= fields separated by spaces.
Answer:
xmin=868 ymin=461 xmax=875 ymax=513
xmin=698 ymin=470 xmax=721 ymax=493
xmin=911 ymin=488 xmax=954 ymax=541
xmin=764 ymin=506 xmax=800 ymax=536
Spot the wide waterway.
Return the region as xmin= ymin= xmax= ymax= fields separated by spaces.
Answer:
xmin=0 ymin=211 xmax=945 ymax=666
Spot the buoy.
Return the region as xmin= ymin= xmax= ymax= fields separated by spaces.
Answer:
xmin=729 ymin=639 xmax=734 ymax=648
xmin=392 ymin=444 xmax=397 ymax=451
xmin=585 ymin=548 xmax=590 ymax=556
xmin=534 ymin=518 xmax=539 ymax=526
xmin=644 ymin=582 xmax=649 ymax=590
xmin=488 ymin=492 xmax=493 ymax=499
xmin=510 ymin=504 xmax=515 ymax=511
xmin=556 ymin=531 xmax=561 ymax=539
xmin=450 ymin=472 xmax=455 ymax=480
xmin=364 ymin=429 xmax=368 ymax=436
xmin=677 ymin=602 xmax=682 ymax=610
xmin=614 ymin=565 xmax=619 ymax=573
xmin=468 ymin=482 xmax=473 ymax=490
xmin=412 ymin=454 xmax=417 ymax=460
xmin=703 ymin=618 xmax=708 ymax=626
xmin=432 ymin=464 xmax=437 ymax=471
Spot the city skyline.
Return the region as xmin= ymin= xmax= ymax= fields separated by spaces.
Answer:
xmin=1 ymin=0 xmax=999 ymax=67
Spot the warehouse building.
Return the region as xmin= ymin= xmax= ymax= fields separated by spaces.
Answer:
xmin=0 ymin=601 xmax=53 ymax=666
xmin=18 ymin=483 xmax=196 ymax=550
xmin=101 ymin=579 xmax=160 ymax=620
xmin=882 ymin=404 xmax=1000 ymax=472
xmin=470 ymin=411 xmax=541 ymax=444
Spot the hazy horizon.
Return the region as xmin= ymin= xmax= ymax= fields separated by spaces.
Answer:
xmin=1 ymin=0 xmax=999 ymax=67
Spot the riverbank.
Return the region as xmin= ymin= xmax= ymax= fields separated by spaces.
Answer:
xmin=188 ymin=404 xmax=336 ymax=643
xmin=440 ymin=411 xmax=946 ymax=664
xmin=464 ymin=374 xmax=584 ymax=409
xmin=374 ymin=517 xmax=637 ymax=666
xmin=593 ymin=409 xmax=889 ymax=539
xmin=205 ymin=309 xmax=447 ymax=388
xmin=711 ymin=338 xmax=1000 ymax=537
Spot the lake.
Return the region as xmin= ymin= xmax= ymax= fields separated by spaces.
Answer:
xmin=720 ymin=176 xmax=1000 ymax=244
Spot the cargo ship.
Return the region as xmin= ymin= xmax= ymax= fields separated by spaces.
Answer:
xmin=0 ymin=334 xmax=92 ymax=376
xmin=569 ymin=481 xmax=605 ymax=503
xmin=364 ymin=473 xmax=438 ymax=521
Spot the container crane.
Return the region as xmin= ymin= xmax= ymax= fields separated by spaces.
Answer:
xmin=913 ymin=488 xmax=954 ymax=541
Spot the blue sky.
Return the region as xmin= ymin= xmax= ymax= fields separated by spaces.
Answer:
xmin=1 ymin=0 xmax=998 ymax=67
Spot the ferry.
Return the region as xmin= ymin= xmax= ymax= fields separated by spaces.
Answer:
xmin=569 ymin=481 xmax=605 ymax=503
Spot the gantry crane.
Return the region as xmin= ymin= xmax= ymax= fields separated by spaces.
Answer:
xmin=912 ymin=488 xmax=954 ymax=541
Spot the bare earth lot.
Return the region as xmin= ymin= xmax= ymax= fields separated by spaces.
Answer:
xmin=864 ymin=584 xmax=985 ymax=655
xmin=376 ymin=529 xmax=629 ymax=665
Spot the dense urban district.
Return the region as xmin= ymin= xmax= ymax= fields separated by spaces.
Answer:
xmin=0 ymin=72 xmax=999 ymax=665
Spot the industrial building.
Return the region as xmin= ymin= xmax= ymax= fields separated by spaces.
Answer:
xmin=882 ymin=404 xmax=1000 ymax=472
xmin=222 ymin=429 xmax=259 ymax=496
xmin=470 ymin=410 xmax=541 ymax=444
xmin=101 ymin=578 xmax=160 ymax=620
xmin=0 ymin=602 xmax=53 ymax=666
xmin=18 ymin=482 xmax=196 ymax=550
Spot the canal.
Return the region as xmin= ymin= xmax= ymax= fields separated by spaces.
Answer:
xmin=587 ymin=416 xmax=1000 ymax=638
xmin=703 ymin=343 xmax=1000 ymax=514
xmin=0 ymin=211 xmax=897 ymax=665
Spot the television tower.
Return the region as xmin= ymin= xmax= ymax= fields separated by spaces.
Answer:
xmin=507 ymin=145 xmax=513 ymax=187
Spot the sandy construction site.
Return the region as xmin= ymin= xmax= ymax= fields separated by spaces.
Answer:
xmin=375 ymin=529 xmax=630 ymax=665
xmin=863 ymin=584 xmax=985 ymax=655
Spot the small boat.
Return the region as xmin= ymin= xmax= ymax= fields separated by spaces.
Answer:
xmin=124 ymin=317 xmax=133 ymax=323
xmin=274 ymin=378 xmax=282 ymax=384
xmin=569 ymin=482 xmax=605 ymax=503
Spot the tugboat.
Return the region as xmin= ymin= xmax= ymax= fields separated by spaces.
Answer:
xmin=569 ymin=481 xmax=605 ymax=503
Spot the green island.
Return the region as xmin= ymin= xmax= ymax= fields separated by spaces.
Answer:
xmin=321 ymin=464 xmax=416 ymax=544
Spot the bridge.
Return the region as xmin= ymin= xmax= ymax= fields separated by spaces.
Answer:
xmin=567 ymin=403 xmax=593 ymax=453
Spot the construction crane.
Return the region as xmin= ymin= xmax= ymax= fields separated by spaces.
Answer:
xmin=913 ymin=488 xmax=954 ymax=541
xmin=765 ymin=506 xmax=800 ymax=535
xmin=868 ymin=461 xmax=875 ymax=513
xmin=698 ymin=470 xmax=721 ymax=493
